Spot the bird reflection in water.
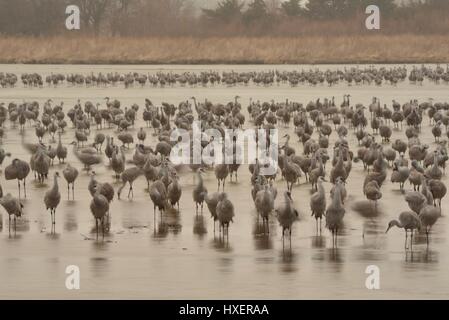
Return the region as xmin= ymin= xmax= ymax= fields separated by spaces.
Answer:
xmin=193 ymin=214 xmax=207 ymax=238
xmin=212 ymin=236 xmax=232 ymax=251
xmin=153 ymin=207 xmax=181 ymax=238
xmin=404 ymin=248 xmax=439 ymax=263
xmin=311 ymin=235 xmax=326 ymax=249
xmin=280 ymin=250 xmax=297 ymax=273
xmin=351 ymin=200 xmax=385 ymax=238
xmin=64 ymin=201 xmax=78 ymax=232
xmin=252 ymin=219 xmax=273 ymax=250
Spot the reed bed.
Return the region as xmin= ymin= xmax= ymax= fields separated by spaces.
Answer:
xmin=0 ymin=35 xmax=448 ymax=64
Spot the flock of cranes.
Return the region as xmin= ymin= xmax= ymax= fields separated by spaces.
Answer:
xmin=0 ymin=91 xmax=447 ymax=253
xmin=1 ymin=65 xmax=449 ymax=89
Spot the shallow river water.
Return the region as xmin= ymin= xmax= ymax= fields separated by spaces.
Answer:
xmin=0 ymin=64 xmax=448 ymax=299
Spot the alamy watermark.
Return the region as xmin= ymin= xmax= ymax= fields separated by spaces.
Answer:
xmin=365 ymin=265 xmax=380 ymax=290
xmin=169 ymin=121 xmax=278 ymax=175
xmin=366 ymin=5 xmax=380 ymax=30
xmin=65 ymin=265 xmax=80 ymax=290
xmin=65 ymin=4 xmax=381 ymax=31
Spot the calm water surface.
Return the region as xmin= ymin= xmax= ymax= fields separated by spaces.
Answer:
xmin=0 ymin=64 xmax=448 ymax=299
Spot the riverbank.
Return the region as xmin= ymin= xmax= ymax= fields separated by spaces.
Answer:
xmin=0 ymin=35 xmax=448 ymax=65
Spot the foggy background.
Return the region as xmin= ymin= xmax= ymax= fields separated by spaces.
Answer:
xmin=0 ymin=0 xmax=447 ymax=37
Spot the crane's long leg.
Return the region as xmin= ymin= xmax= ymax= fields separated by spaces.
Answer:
xmin=72 ymin=184 xmax=75 ymax=200
xmin=405 ymin=230 xmax=408 ymax=250
xmin=128 ymin=182 xmax=133 ymax=198
xmin=67 ymin=184 xmax=70 ymax=200
xmin=101 ymin=217 xmax=105 ymax=240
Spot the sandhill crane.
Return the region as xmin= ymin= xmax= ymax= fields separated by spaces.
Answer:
xmin=111 ymin=146 xmax=125 ymax=179
xmin=137 ymin=128 xmax=146 ymax=143
xmin=56 ymin=134 xmax=67 ymax=163
xmin=205 ymin=191 xmax=221 ymax=233
xmin=90 ymin=188 xmax=109 ymax=239
xmin=326 ymin=179 xmax=345 ymax=247
xmin=275 ymin=191 xmax=299 ymax=248
xmin=44 ymin=172 xmax=61 ymax=232
xmin=363 ymin=180 xmax=382 ymax=206
xmin=216 ymin=192 xmax=234 ymax=240
xmin=282 ymin=157 xmax=301 ymax=191
xmin=72 ymin=142 xmax=102 ymax=171
xmin=425 ymin=151 xmax=442 ymax=180
xmin=104 ymin=136 xmax=115 ymax=162
xmin=255 ymin=184 xmax=275 ymax=234
xmin=33 ymin=148 xmax=50 ymax=184
xmin=419 ymin=204 xmax=441 ymax=245
xmin=63 ymin=164 xmax=79 ymax=200
xmin=310 ymin=176 xmax=326 ymax=233
xmin=93 ymin=132 xmax=106 ymax=152
xmin=386 ymin=211 xmax=421 ymax=250
xmin=214 ymin=163 xmax=229 ymax=191
xmin=0 ymin=193 xmax=23 ymax=235
xmin=4 ymin=158 xmax=30 ymax=198
xmin=428 ymin=178 xmax=446 ymax=207
xmin=167 ymin=173 xmax=182 ymax=210
xmin=405 ymin=189 xmax=427 ymax=214
xmin=149 ymin=180 xmax=168 ymax=223
xmin=193 ymin=168 xmax=207 ymax=213
xmin=117 ymin=166 xmax=143 ymax=199
xmin=391 ymin=162 xmax=410 ymax=190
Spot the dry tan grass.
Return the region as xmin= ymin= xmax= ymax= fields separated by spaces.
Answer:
xmin=0 ymin=35 xmax=448 ymax=64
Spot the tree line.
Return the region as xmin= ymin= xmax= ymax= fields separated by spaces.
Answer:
xmin=0 ymin=0 xmax=448 ymax=36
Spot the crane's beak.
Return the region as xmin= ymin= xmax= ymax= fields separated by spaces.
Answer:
xmin=385 ymin=225 xmax=391 ymax=233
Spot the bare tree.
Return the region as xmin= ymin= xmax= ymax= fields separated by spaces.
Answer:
xmin=76 ymin=0 xmax=110 ymax=35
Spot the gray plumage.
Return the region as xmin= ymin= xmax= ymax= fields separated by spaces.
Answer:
xmin=44 ymin=172 xmax=61 ymax=231
xmin=63 ymin=164 xmax=79 ymax=200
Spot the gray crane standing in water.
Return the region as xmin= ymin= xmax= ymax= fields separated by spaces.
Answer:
xmin=90 ymin=187 xmax=109 ymax=239
xmin=88 ymin=171 xmax=115 ymax=228
xmin=149 ymin=179 xmax=168 ymax=224
xmin=44 ymin=172 xmax=61 ymax=233
xmin=72 ymin=142 xmax=102 ymax=172
xmin=386 ymin=211 xmax=421 ymax=250
xmin=0 ymin=193 xmax=23 ymax=235
xmin=193 ymin=168 xmax=207 ymax=213
xmin=255 ymin=184 xmax=275 ymax=234
xmin=111 ymin=145 xmax=125 ymax=179
xmin=56 ymin=133 xmax=67 ymax=163
xmin=205 ymin=191 xmax=222 ymax=233
xmin=216 ymin=192 xmax=234 ymax=240
xmin=310 ymin=176 xmax=326 ymax=233
xmin=275 ymin=191 xmax=299 ymax=248
xmin=117 ymin=166 xmax=143 ymax=199
xmin=137 ymin=128 xmax=147 ymax=143
xmin=419 ymin=203 xmax=441 ymax=246
xmin=326 ymin=179 xmax=345 ymax=247
xmin=167 ymin=173 xmax=182 ymax=210
xmin=214 ymin=163 xmax=229 ymax=191
xmin=63 ymin=164 xmax=79 ymax=200
xmin=104 ymin=136 xmax=115 ymax=163
xmin=4 ymin=158 xmax=30 ymax=198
